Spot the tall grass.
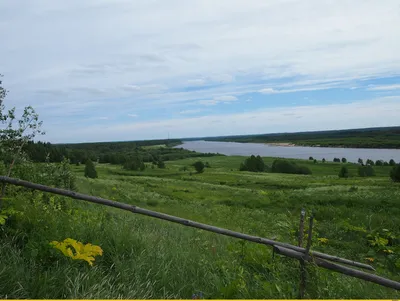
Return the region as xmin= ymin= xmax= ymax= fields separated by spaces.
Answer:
xmin=0 ymin=156 xmax=399 ymax=299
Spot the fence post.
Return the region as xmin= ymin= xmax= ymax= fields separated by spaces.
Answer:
xmin=299 ymin=211 xmax=314 ymax=299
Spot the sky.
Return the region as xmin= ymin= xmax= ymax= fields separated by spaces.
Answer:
xmin=0 ymin=0 xmax=400 ymax=143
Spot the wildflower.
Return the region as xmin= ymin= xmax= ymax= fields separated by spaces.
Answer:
xmin=365 ymin=257 xmax=374 ymax=262
xmin=317 ymin=238 xmax=328 ymax=244
xmin=50 ymin=238 xmax=103 ymax=266
xmin=383 ymin=249 xmax=394 ymax=254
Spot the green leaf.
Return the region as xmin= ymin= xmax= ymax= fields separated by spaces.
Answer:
xmin=0 ymin=214 xmax=7 ymax=225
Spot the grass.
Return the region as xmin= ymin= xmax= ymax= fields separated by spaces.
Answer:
xmin=0 ymin=156 xmax=399 ymax=299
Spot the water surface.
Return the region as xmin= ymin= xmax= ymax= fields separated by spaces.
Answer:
xmin=176 ymin=140 xmax=400 ymax=163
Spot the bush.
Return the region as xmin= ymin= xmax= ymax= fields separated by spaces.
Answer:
xmin=358 ymin=158 xmax=364 ymax=165
xmin=390 ymin=164 xmax=400 ymax=182
xmin=84 ymin=159 xmax=97 ymax=178
xmin=333 ymin=158 xmax=340 ymax=163
xmin=157 ymin=160 xmax=166 ymax=169
xmin=309 ymin=156 xmax=314 ymax=160
xmin=389 ymin=159 xmax=396 ymax=166
xmin=205 ymin=162 xmax=211 ymax=168
xmin=322 ymin=158 xmax=326 ymax=163
xmin=239 ymin=155 xmax=266 ymax=172
xmin=338 ymin=166 xmax=349 ymax=178
xmin=366 ymin=159 xmax=375 ymax=166
xmin=341 ymin=158 xmax=347 ymax=163
xmin=123 ymin=158 xmax=145 ymax=171
xmin=375 ymin=160 xmax=383 ymax=166
xmin=271 ymin=159 xmax=312 ymax=175
xmin=193 ymin=161 xmax=205 ymax=173
xmin=358 ymin=165 xmax=375 ymax=177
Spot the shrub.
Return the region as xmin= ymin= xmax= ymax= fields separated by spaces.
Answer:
xmin=333 ymin=158 xmax=341 ymax=163
xmin=366 ymin=159 xmax=375 ymax=166
xmin=338 ymin=166 xmax=349 ymax=178
xmin=313 ymin=159 xmax=317 ymax=164
xmin=390 ymin=164 xmax=400 ymax=182
xmin=389 ymin=159 xmax=396 ymax=166
xmin=322 ymin=158 xmax=326 ymax=163
xmin=341 ymin=158 xmax=347 ymax=163
xmin=375 ymin=160 xmax=384 ymax=166
xmin=84 ymin=159 xmax=97 ymax=179
xmin=205 ymin=162 xmax=211 ymax=168
xmin=193 ymin=161 xmax=205 ymax=173
xmin=123 ymin=158 xmax=145 ymax=171
xmin=358 ymin=158 xmax=364 ymax=165
xmin=271 ymin=159 xmax=312 ymax=175
xmin=157 ymin=160 xmax=166 ymax=169
xmin=239 ymin=155 xmax=266 ymax=172
xmin=309 ymin=156 xmax=314 ymax=160
xmin=358 ymin=165 xmax=375 ymax=177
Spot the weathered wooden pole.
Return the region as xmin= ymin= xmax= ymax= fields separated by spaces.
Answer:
xmin=298 ymin=208 xmax=306 ymax=299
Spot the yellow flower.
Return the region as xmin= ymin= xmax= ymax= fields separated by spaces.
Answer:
xmin=383 ymin=249 xmax=394 ymax=254
xmin=50 ymin=238 xmax=103 ymax=266
xmin=317 ymin=238 xmax=328 ymax=244
xmin=365 ymin=257 xmax=374 ymax=262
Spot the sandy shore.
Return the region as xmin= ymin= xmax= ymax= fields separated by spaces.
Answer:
xmin=265 ymin=142 xmax=297 ymax=147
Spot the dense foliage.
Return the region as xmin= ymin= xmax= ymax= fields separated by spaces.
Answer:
xmin=193 ymin=161 xmax=205 ymax=173
xmin=84 ymin=159 xmax=98 ymax=179
xmin=239 ymin=155 xmax=266 ymax=172
xmin=271 ymin=159 xmax=312 ymax=175
xmin=204 ymin=127 xmax=400 ymax=149
xmin=339 ymin=166 xmax=349 ymax=178
xmin=390 ymin=164 xmax=400 ymax=182
xmin=358 ymin=165 xmax=376 ymax=177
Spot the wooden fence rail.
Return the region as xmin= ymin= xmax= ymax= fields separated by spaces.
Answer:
xmin=1 ymin=176 xmax=399 ymax=291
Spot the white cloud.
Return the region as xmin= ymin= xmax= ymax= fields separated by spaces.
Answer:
xmin=98 ymin=116 xmax=109 ymax=120
xmin=367 ymin=84 xmax=400 ymax=91
xmin=128 ymin=113 xmax=138 ymax=117
xmin=214 ymin=95 xmax=237 ymax=102
xmin=1 ymin=0 xmax=400 ymax=141
xmin=179 ymin=109 xmax=204 ymax=115
xmin=259 ymin=88 xmax=276 ymax=94
xmin=187 ymin=79 xmax=206 ymax=86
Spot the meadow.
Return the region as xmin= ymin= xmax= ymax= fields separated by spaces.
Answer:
xmin=0 ymin=155 xmax=399 ymax=299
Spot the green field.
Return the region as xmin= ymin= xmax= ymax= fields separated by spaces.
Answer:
xmin=1 ymin=156 xmax=400 ymax=299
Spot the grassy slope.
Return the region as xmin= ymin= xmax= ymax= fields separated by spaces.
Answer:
xmin=1 ymin=156 xmax=399 ymax=299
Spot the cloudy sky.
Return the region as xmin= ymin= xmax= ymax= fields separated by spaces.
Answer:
xmin=1 ymin=0 xmax=400 ymax=143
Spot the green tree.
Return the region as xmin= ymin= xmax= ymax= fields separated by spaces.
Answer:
xmin=322 ymin=158 xmax=326 ymax=163
xmin=375 ymin=160 xmax=383 ymax=166
xmin=390 ymin=164 xmax=400 ymax=182
xmin=341 ymin=157 xmax=347 ymax=163
xmin=193 ymin=161 xmax=205 ymax=173
xmin=309 ymin=156 xmax=314 ymax=160
xmin=389 ymin=159 xmax=396 ymax=166
xmin=271 ymin=159 xmax=311 ymax=175
xmin=239 ymin=155 xmax=266 ymax=172
xmin=0 ymin=76 xmax=45 ymax=204
xmin=157 ymin=160 xmax=165 ymax=169
xmin=84 ymin=159 xmax=98 ymax=178
xmin=338 ymin=166 xmax=349 ymax=178
xmin=333 ymin=158 xmax=340 ymax=163
xmin=358 ymin=165 xmax=375 ymax=177
xmin=358 ymin=158 xmax=364 ymax=165
xmin=366 ymin=159 xmax=375 ymax=166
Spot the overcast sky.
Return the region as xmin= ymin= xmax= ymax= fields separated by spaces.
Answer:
xmin=1 ymin=0 xmax=400 ymax=143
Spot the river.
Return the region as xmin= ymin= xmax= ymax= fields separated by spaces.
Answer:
xmin=176 ymin=140 xmax=400 ymax=163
